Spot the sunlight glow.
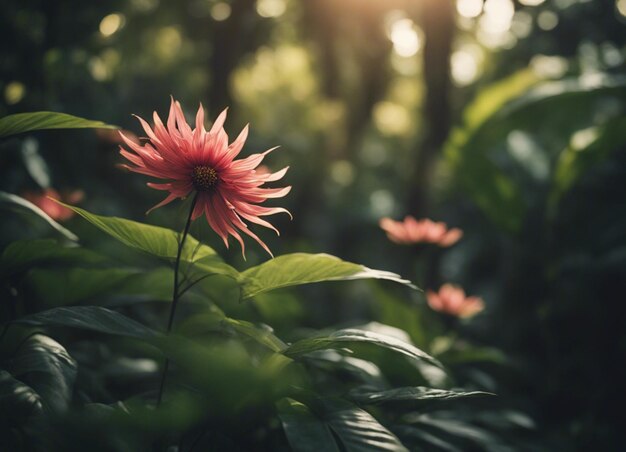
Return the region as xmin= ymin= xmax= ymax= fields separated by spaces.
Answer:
xmin=456 ymin=0 xmax=483 ymax=19
xmin=451 ymin=48 xmax=481 ymax=86
xmin=4 ymin=81 xmax=25 ymax=105
xmin=519 ymin=0 xmax=546 ymax=5
xmin=99 ymin=13 xmax=125 ymax=38
xmin=211 ymin=3 xmax=232 ymax=21
xmin=256 ymin=0 xmax=287 ymax=18
xmin=481 ymin=0 xmax=515 ymax=33
xmin=618 ymin=0 xmax=626 ymax=18
xmin=537 ymin=10 xmax=559 ymax=30
xmin=390 ymin=19 xmax=421 ymax=58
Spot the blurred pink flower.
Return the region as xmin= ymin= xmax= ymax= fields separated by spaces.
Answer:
xmin=426 ymin=284 xmax=484 ymax=318
xmin=119 ymin=98 xmax=291 ymax=257
xmin=379 ymin=216 xmax=463 ymax=247
xmin=22 ymin=188 xmax=85 ymax=221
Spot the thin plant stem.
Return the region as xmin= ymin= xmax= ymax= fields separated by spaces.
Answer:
xmin=156 ymin=193 xmax=198 ymax=407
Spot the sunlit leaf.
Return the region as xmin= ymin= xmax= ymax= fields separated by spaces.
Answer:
xmin=0 ymin=191 xmax=78 ymax=241
xmin=284 ymin=328 xmax=441 ymax=368
xmin=223 ymin=318 xmax=287 ymax=352
xmin=241 ymin=253 xmax=416 ymax=299
xmin=0 ymin=111 xmax=117 ymax=138
xmin=59 ymin=203 xmax=238 ymax=277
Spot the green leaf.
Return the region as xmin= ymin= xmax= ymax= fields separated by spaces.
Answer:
xmin=319 ymin=398 xmax=409 ymax=451
xmin=0 ymin=370 xmax=43 ymax=426
xmin=0 ymin=239 xmax=108 ymax=278
xmin=284 ymin=328 xmax=441 ymax=368
xmin=0 ymin=191 xmax=78 ymax=241
xmin=13 ymin=306 xmax=160 ymax=340
xmin=60 ymin=203 xmax=238 ymax=277
xmin=349 ymin=386 xmax=493 ymax=407
xmin=0 ymin=111 xmax=117 ymax=138
xmin=241 ymin=253 xmax=416 ymax=299
xmin=277 ymin=398 xmax=341 ymax=452
xmin=223 ymin=318 xmax=287 ymax=352
xmin=549 ymin=116 xmax=626 ymax=213
xmin=444 ymin=72 xmax=626 ymax=232
xmin=9 ymin=334 xmax=77 ymax=412
xmin=25 ymin=267 xmax=142 ymax=306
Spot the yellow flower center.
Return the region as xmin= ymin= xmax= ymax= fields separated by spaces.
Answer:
xmin=191 ymin=166 xmax=218 ymax=191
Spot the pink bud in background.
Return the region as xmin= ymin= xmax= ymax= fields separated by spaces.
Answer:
xmin=426 ymin=284 xmax=484 ymax=318
xmin=22 ymin=188 xmax=85 ymax=221
xmin=379 ymin=216 xmax=463 ymax=247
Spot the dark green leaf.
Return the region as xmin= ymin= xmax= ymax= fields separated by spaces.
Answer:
xmin=0 ymin=191 xmax=77 ymax=241
xmin=0 ymin=111 xmax=117 ymax=138
xmin=13 ymin=306 xmax=160 ymax=339
xmin=320 ymin=398 xmax=408 ymax=451
xmin=277 ymin=398 xmax=341 ymax=452
xmin=349 ymin=386 xmax=493 ymax=406
xmin=0 ymin=239 xmax=108 ymax=278
xmin=10 ymin=334 xmax=77 ymax=412
xmin=0 ymin=370 xmax=43 ymax=426
xmin=223 ymin=318 xmax=287 ymax=352
xmin=284 ymin=328 xmax=442 ymax=368
xmin=241 ymin=253 xmax=416 ymax=299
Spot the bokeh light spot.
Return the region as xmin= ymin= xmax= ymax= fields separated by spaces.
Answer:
xmin=456 ymin=0 xmax=483 ymax=19
xmin=537 ymin=10 xmax=559 ymax=30
xmin=390 ymin=19 xmax=422 ymax=58
xmin=211 ymin=2 xmax=232 ymax=21
xmin=99 ymin=13 xmax=125 ymax=38
xmin=256 ymin=0 xmax=287 ymax=18
xmin=4 ymin=81 xmax=26 ymax=105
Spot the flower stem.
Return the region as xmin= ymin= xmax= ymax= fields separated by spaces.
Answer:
xmin=156 ymin=193 xmax=198 ymax=407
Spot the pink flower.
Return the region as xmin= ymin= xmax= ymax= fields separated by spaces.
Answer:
xmin=426 ymin=284 xmax=484 ymax=318
xmin=379 ymin=216 xmax=463 ymax=247
xmin=22 ymin=188 xmax=85 ymax=221
xmin=119 ymin=98 xmax=291 ymax=257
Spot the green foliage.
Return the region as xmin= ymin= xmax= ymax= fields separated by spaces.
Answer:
xmin=0 ymin=192 xmax=78 ymax=241
xmin=444 ymin=71 xmax=626 ymax=233
xmin=0 ymin=111 xmax=117 ymax=138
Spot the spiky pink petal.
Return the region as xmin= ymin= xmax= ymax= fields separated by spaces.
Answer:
xmin=120 ymin=99 xmax=289 ymax=257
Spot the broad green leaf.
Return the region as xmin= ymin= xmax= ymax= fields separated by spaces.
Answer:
xmin=0 ymin=370 xmax=43 ymax=425
xmin=349 ymin=386 xmax=493 ymax=406
xmin=284 ymin=328 xmax=441 ymax=368
xmin=301 ymin=350 xmax=386 ymax=388
xmin=277 ymin=398 xmax=341 ymax=452
xmin=0 ymin=239 xmax=108 ymax=277
xmin=60 ymin=203 xmax=238 ymax=277
xmin=13 ymin=306 xmax=160 ymax=340
xmin=241 ymin=253 xmax=416 ymax=299
xmin=0 ymin=191 xmax=78 ymax=241
xmin=445 ymin=72 xmax=626 ymax=232
xmin=25 ymin=267 xmax=142 ymax=306
xmin=319 ymin=398 xmax=409 ymax=451
xmin=9 ymin=334 xmax=77 ymax=412
xmin=0 ymin=111 xmax=117 ymax=138
xmin=223 ymin=318 xmax=287 ymax=352
xmin=549 ymin=116 xmax=626 ymax=213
